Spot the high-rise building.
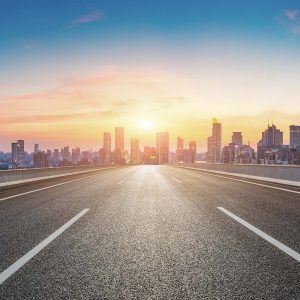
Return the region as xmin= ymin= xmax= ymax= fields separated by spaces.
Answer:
xmin=290 ymin=125 xmax=300 ymax=147
xmin=62 ymin=146 xmax=71 ymax=161
xmin=189 ymin=140 xmax=197 ymax=163
xmin=53 ymin=149 xmax=60 ymax=166
xmin=46 ymin=150 xmax=52 ymax=166
xmin=130 ymin=138 xmax=140 ymax=164
xmin=260 ymin=124 xmax=283 ymax=146
xmin=232 ymin=132 xmax=243 ymax=146
xmin=34 ymin=144 xmax=39 ymax=154
xmin=71 ymin=147 xmax=81 ymax=164
xmin=34 ymin=151 xmax=48 ymax=168
xmin=17 ymin=140 xmax=25 ymax=166
xmin=11 ymin=140 xmax=25 ymax=167
xmin=156 ymin=132 xmax=169 ymax=164
xmin=207 ymin=118 xmax=222 ymax=163
xmin=257 ymin=124 xmax=288 ymax=164
xmin=103 ymin=132 xmax=111 ymax=165
xmin=114 ymin=127 xmax=125 ymax=164
xmin=11 ymin=142 xmax=20 ymax=164
xmin=176 ymin=137 xmax=184 ymax=162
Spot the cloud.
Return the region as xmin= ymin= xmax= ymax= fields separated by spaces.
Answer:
xmin=284 ymin=10 xmax=298 ymax=20
xmin=70 ymin=9 xmax=104 ymax=27
xmin=281 ymin=9 xmax=300 ymax=35
xmin=0 ymin=110 xmax=120 ymax=124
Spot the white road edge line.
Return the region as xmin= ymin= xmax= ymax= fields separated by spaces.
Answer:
xmin=118 ymin=178 xmax=126 ymax=185
xmin=0 ymin=208 xmax=89 ymax=285
xmin=179 ymin=167 xmax=300 ymax=195
xmin=172 ymin=177 xmax=182 ymax=184
xmin=217 ymin=207 xmax=300 ymax=263
xmin=0 ymin=173 xmax=102 ymax=202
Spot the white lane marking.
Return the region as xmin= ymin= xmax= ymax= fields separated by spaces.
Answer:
xmin=0 ymin=173 xmax=105 ymax=202
xmin=118 ymin=178 xmax=126 ymax=185
xmin=0 ymin=209 xmax=89 ymax=285
xmin=172 ymin=177 xmax=182 ymax=184
xmin=217 ymin=207 xmax=300 ymax=262
xmin=178 ymin=167 xmax=300 ymax=195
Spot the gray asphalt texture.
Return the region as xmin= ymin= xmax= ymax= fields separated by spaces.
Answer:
xmin=0 ymin=165 xmax=299 ymax=299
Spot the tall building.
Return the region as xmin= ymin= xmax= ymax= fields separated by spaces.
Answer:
xmin=156 ymin=132 xmax=169 ymax=164
xmin=260 ymin=124 xmax=283 ymax=146
xmin=290 ymin=125 xmax=300 ymax=147
xmin=176 ymin=137 xmax=184 ymax=162
xmin=207 ymin=118 xmax=222 ymax=163
xmin=62 ymin=146 xmax=71 ymax=161
xmin=72 ymin=147 xmax=81 ymax=165
xmin=17 ymin=140 xmax=25 ymax=166
xmin=103 ymin=132 xmax=111 ymax=165
xmin=257 ymin=124 xmax=288 ymax=164
xmin=189 ymin=140 xmax=197 ymax=163
xmin=46 ymin=150 xmax=52 ymax=166
xmin=114 ymin=127 xmax=125 ymax=164
xmin=11 ymin=142 xmax=20 ymax=164
xmin=34 ymin=151 xmax=48 ymax=168
xmin=232 ymin=132 xmax=243 ymax=146
xmin=130 ymin=138 xmax=140 ymax=164
xmin=11 ymin=140 xmax=25 ymax=167
xmin=34 ymin=144 xmax=39 ymax=154
xmin=53 ymin=149 xmax=60 ymax=166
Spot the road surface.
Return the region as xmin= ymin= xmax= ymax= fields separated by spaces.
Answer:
xmin=0 ymin=165 xmax=299 ymax=299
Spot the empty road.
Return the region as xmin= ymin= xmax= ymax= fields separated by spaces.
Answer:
xmin=0 ymin=165 xmax=299 ymax=299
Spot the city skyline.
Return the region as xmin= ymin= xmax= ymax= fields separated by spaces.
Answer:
xmin=1 ymin=1 xmax=300 ymax=151
xmin=2 ymin=118 xmax=300 ymax=153
xmin=2 ymin=119 xmax=300 ymax=153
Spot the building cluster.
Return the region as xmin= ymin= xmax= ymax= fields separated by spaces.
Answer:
xmin=257 ymin=124 xmax=300 ymax=165
xmin=175 ymin=137 xmax=197 ymax=163
xmin=2 ymin=120 xmax=300 ymax=170
xmin=99 ymin=128 xmax=170 ymax=165
xmin=206 ymin=120 xmax=300 ymax=165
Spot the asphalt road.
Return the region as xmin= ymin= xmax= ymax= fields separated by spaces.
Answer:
xmin=0 ymin=165 xmax=299 ymax=299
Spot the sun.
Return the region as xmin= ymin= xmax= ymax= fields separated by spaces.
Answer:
xmin=139 ymin=120 xmax=155 ymax=130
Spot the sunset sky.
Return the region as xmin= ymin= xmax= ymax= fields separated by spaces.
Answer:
xmin=1 ymin=0 xmax=300 ymax=152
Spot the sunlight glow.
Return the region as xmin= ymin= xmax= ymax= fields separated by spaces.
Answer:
xmin=139 ymin=120 xmax=155 ymax=130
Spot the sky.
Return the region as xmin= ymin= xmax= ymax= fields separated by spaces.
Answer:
xmin=1 ymin=0 xmax=300 ymax=152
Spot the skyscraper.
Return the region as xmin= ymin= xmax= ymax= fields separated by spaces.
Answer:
xmin=257 ymin=124 xmax=287 ymax=164
xmin=34 ymin=151 xmax=48 ymax=168
xmin=53 ymin=149 xmax=60 ymax=166
xmin=11 ymin=140 xmax=25 ymax=167
xmin=207 ymin=118 xmax=222 ymax=163
xmin=176 ymin=137 xmax=184 ymax=162
xmin=103 ymin=132 xmax=111 ymax=165
xmin=232 ymin=132 xmax=243 ymax=146
xmin=130 ymin=138 xmax=140 ymax=164
xmin=62 ymin=146 xmax=71 ymax=161
xmin=260 ymin=124 xmax=283 ymax=146
xmin=17 ymin=140 xmax=25 ymax=166
xmin=11 ymin=142 xmax=20 ymax=164
xmin=156 ymin=132 xmax=169 ymax=164
xmin=290 ymin=125 xmax=300 ymax=147
xmin=189 ymin=140 xmax=197 ymax=163
xmin=34 ymin=144 xmax=39 ymax=154
xmin=114 ymin=127 xmax=125 ymax=164
xmin=72 ymin=147 xmax=81 ymax=164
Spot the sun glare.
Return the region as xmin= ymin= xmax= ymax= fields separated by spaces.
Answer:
xmin=139 ymin=120 xmax=155 ymax=130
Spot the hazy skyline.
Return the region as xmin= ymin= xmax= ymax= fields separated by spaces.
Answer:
xmin=1 ymin=0 xmax=300 ymax=151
